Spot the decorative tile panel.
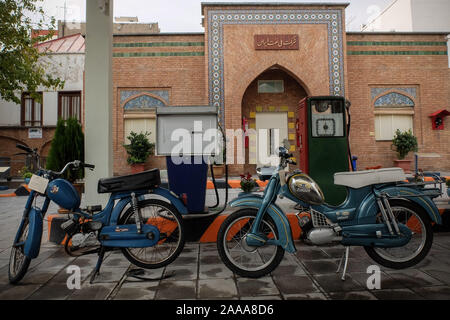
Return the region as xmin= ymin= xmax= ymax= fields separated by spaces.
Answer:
xmin=371 ymin=87 xmax=416 ymax=100
xmin=374 ymin=92 xmax=415 ymax=107
xmin=348 ymin=50 xmax=447 ymax=56
xmin=120 ymin=90 xmax=169 ymax=105
xmin=114 ymin=42 xmax=205 ymax=48
xmin=207 ymin=9 xmax=345 ymax=124
xmin=113 ymin=51 xmax=204 ymax=57
xmin=123 ymin=95 xmax=166 ymax=110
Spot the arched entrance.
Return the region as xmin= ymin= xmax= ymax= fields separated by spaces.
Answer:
xmin=241 ymin=66 xmax=307 ymax=174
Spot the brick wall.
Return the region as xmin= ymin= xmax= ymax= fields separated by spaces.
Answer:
xmin=0 ymin=127 xmax=55 ymax=176
xmin=112 ymin=34 xmax=207 ymax=175
xmin=346 ymin=33 xmax=450 ymax=171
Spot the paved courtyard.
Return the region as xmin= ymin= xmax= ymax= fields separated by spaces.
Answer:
xmin=0 ymin=195 xmax=449 ymax=300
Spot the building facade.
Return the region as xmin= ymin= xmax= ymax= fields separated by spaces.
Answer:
xmin=1 ymin=2 xmax=448 ymax=178
xmin=0 ymin=33 xmax=85 ymax=175
xmin=112 ymin=3 xmax=449 ymax=176
xmin=362 ymin=0 xmax=450 ymax=33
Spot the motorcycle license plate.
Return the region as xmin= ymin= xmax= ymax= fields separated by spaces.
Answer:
xmin=28 ymin=174 xmax=49 ymax=194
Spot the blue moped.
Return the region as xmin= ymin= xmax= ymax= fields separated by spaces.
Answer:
xmin=217 ymin=141 xmax=444 ymax=279
xmin=9 ymin=144 xmax=188 ymax=284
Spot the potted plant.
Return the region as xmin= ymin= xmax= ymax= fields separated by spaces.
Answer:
xmin=391 ymin=129 xmax=418 ymax=172
xmin=46 ymin=117 xmax=85 ymax=204
xmin=211 ymin=140 xmax=226 ymax=179
xmin=19 ymin=166 xmax=33 ymax=185
xmin=123 ymin=131 xmax=155 ymax=173
xmin=239 ymin=172 xmax=258 ymax=195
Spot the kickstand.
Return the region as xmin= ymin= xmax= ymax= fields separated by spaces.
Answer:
xmin=90 ymin=246 xmax=106 ymax=284
xmin=336 ymin=246 xmax=350 ymax=281
xmin=125 ymin=268 xmax=176 ymax=282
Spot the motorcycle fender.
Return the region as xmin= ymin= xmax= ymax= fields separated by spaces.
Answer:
xmin=229 ymin=196 xmax=296 ymax=253
xmin=357 ymin=186 xmax=442 ymax=225
xmin=24 ymin=208 xmax=43 ymax=259
xmin=152 ymin=187 xmax=188 ymax=215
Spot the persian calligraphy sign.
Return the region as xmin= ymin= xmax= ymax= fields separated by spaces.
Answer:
xmin=254 ymin=34 xmax=299 ymax=50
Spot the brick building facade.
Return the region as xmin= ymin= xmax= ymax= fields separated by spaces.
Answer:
xmin=111 ymin=3 xmax=449 ymax=176
xmin=2 ymin=3 xmax=448 ymax=178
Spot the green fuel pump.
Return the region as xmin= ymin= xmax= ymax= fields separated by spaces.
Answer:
xmin=297 ymin=96 xmax=352 ymax=206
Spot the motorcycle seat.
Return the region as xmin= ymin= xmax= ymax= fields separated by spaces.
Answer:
xmin=334 ymin=167 xmax=406 ymax=189
xmin=97 ymin=169 xmax=161 ymax=194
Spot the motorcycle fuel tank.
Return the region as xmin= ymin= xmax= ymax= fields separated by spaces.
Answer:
xmin=47 ymin=179 xmax=81 ymax=210
xmin=287 ymin=173 xmax=325 ymax=205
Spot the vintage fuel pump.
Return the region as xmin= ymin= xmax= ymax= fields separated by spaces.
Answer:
xmin=297 ymin=96 xmax=351 ymax=205
xmin=156 ymin=106 xmax=228 ymax=215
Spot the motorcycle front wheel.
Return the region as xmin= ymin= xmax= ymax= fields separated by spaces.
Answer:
xmin=9 ymin=219 xmax=32 ymax=284
xmin=217 ymin=208 xmax=285 ymax=278
xmin=364 ymin=199 xmax=433 ymax=269
xmin=119 ymin=199 xmax=185 ymax=269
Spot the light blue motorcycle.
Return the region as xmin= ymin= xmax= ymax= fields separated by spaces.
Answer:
xmin=217 ymin=141 xmax=443 ymax=279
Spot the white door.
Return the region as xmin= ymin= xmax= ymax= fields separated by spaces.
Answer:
xmin=255 ymin=112 xmax=288 ymax=167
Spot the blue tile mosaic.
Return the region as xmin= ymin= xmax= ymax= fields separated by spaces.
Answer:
xmin=123 ymin=94 xmax=167 ymax=110
xmin=371 ymin=87 xmax=417 ymax=100
xmin=120 ymin=90 xmax=169 ymax=107
xmin=374 ymin=92 xmax=415 ymax=107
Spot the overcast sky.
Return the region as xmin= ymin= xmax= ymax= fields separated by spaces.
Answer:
xmin=38 ymin=0 xmax=393 ymax=32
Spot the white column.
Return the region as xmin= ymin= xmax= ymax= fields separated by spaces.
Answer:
xmin=84 ymin=0 xmax=113 ymax=205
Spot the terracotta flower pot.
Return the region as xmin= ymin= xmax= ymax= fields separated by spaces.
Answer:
xmin=131 ymin=163 xmax=145 ymax=173
xmin=393 ymin=159 xmax=412 ymax=173
xmin=212 ymin=165 xmax=224 ymax=179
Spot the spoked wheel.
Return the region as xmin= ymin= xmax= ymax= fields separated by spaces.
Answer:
xmin=364 ymin=199 xmax=433 ymax=269
xmin=9 ymin=219 xmax=32 ymax=284
xmin=217 ymin=208 xmax=285 ymax=278
xmin=119 ymin=199 xmax=185 ymax=269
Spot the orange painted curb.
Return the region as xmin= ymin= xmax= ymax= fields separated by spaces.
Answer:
xmin=0 ymin=193 xmax=16 ymax=197
xmin=199 ymin=214 xmax=228 ymax=243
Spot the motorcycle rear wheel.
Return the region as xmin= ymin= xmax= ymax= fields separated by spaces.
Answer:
xmin=9 ymin=219 xmax=32 ymax=284
xmin=119 ymin=199 xmax=185 ymax=269
xmin=364 ymin=199 xmax=433 ymax=269
xmin=217 ymin=208 xmax=285 ymax=278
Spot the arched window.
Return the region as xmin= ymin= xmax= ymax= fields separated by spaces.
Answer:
xmin=373 ymin=90 xmax=415 ymax=141
xmin=121 ymin=90 xmax=169 ymax=149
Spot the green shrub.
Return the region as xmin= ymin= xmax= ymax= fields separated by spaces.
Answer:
xmin=391 ymin=129 xmax=418 ymax=160
xmin=123 ymin=131 xmax=154 ymax=165
xmin=46 ymin=117 xmax=84 ymax=182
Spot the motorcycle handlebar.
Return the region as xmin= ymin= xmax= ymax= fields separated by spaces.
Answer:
xmin=16 ymin=144 xmax=33 ymax=153
xmin=83 ymin=163 xmax=95 ymax=170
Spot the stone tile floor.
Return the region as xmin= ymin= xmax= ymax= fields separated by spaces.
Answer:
xmin=0 ymin=196 xmax=449 ymax=300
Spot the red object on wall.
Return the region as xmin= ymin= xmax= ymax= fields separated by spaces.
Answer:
xmin=242 ymin=116 xmax=249 ymax=147
xmin=429 ymin=109 xmax=450 ymax=130
xmin=297 ymin=97 xmax=309 ymax=173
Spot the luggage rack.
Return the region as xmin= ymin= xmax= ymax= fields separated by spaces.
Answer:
xmin=395 ymin=173 xmax=445 ymax=199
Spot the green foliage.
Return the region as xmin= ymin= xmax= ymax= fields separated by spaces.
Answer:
xmin=391 ymin=129 xmax=418 ymax=160
xmin=0 ymin=0 xmax=64 ymax=104
xmin=18 ymin=166 xmax=32 ymax=178
xmin=123 ymin=131 xmax=155 ymax=165
xmin=46 ymin=119 xmax=65 ymax=174
xmin=46 ymin=118 xmax=84 ymax=182
xmin=446 ymin=178 xmax=450 ymax=188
